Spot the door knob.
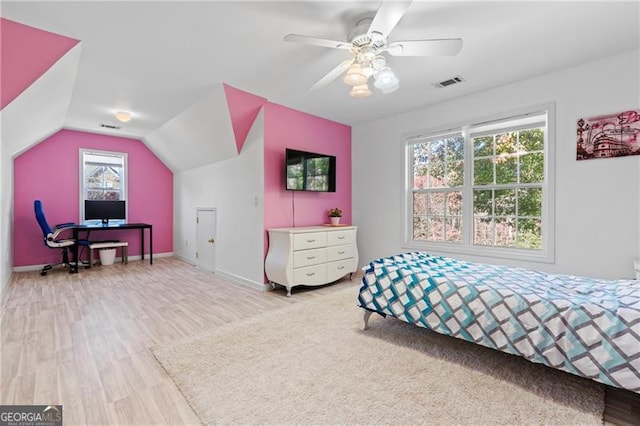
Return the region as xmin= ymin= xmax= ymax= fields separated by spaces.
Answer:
xmin=208 ymin=238 xmax=215 ymax=243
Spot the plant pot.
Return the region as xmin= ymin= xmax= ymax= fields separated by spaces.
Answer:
xmin=330 ymin=217 xmax=341 ymax=226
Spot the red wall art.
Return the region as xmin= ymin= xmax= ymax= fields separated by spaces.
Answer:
xmin=577 ymin=109 xmax=640 ymax=160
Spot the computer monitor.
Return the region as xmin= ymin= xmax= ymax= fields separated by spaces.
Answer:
xmin=84 ymin=200 xmax=126 ymax=224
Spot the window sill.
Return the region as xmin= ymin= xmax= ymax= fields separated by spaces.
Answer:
xmin=402 ymin=240 xmax=555 ymax=264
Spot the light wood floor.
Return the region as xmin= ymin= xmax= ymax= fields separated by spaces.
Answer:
xmin=1 ymin=257 xmax=359 ymax=425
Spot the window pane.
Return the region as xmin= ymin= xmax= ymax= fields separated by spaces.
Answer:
xmin=520 ymin=152 xmax=544 ymax=183
xmin=495 ymin=218 xmax=516 ymax=247
xmin=474 ymin=158 xmax=493 ymax=185
xmin=473 ymin=190 xmax=493 ymax=216
xmin=447 ymin=160 xmax=464 ymax=187
xmin=428 ymin=192 xmax=445 ymax=215
xmin=413 ymin=143 xmax=429 ymax=189
xmin=474 ymin=218 xmax=493 ymax=245
xmin=495 ymin=155 xmax=517 ymax=184
xmin=445 ymin=217 xmax=462 ymax=242
xmin=473 ymin=136 xmax=493 ymax=157
xmin=520 ymin=128 xmax=544 ymax=152
xmin=495 ymin=132 xmax=518 ymax=154
xmin=429 ymin=155 xmax=445 ymax=188
xmin=517 ymin=218 xmax=542 ymax=249
xmin=494 ymin=189 xmax=516 ymax=216
xmin=517 ymin=187 xmax=542 ymax=217
xmin=413 ymin=193 xmax=428 ymax=215
xmin=428 ymin=217 xmax=445 ymax=241
xmin=83 ymin=154 xmax=124 ymax=201
xmin=446 ymin=192 xmax=462 ymax=216
xmin=413 ymin=216 xmax=429 ymax=241
xmin=446 ymin=137 xmax=465 ymax=161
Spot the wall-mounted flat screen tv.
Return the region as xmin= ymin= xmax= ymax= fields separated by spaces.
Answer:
xmin=285 ymin=148 xmax=336 ymax=192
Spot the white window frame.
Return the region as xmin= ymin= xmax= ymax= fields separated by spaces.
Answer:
xmin=402 ymin=103 xmax=556 ymax=264
xmin=79 ymin=148 xmax=128 ymax=223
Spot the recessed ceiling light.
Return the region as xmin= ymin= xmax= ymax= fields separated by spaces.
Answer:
xmin=115 ymin=111 xmax=132 ymax=122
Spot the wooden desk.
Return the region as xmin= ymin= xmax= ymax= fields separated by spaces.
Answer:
xmin=72 ymin=222 xmax=153 ymax=272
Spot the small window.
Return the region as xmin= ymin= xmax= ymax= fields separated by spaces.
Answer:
xmin=80 ymin=149 xmax=127 ymax=222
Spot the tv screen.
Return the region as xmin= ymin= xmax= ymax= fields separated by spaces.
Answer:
xmin=84 ymin=200 xmax=126 ymax=224
xmin=286 ymin=149 xmax=336 ymax=192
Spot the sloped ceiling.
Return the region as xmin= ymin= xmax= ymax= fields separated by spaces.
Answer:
xmin=1 ymin=18 xmax=79 ymax=109
xmin=2 ymin=2 xmax=639 ymax=171
xmin=143 ymin=84 xmax=267 ymax=172
xmin=2 ymin=18 xmax=268 ymax=172
xmin=0 ymin=18 xmax=80 ymax=157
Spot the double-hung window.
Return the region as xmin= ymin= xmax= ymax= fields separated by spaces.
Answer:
xmin=405 ymin=104 xmax=555 ymax=263
xmin=80 ymin=149 xmax=127 ymax=222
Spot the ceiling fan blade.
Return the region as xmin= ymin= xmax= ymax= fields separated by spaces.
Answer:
xmin=387 ymin=38 xmax=463 ymax=56
xmin=283 ymin=34 xmax=352 ymax=50
xmin=367 ymin=0 xmax=413 ymax=41
xmin=309 ymin=58 xmax=354 ymax=91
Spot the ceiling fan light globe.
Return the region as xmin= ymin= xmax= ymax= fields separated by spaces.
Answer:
xmin=381 ymin=82 xmax=399 ymax=94
xmin=374 ymin=73 xmax=399 ymax=92
xmin=342 ymin=64 xmax=368 ymax=86
xmin=349 ymin=83 xmax=371 ymax=98
xmin=374 ymin=67 xmax=397 ymax=85
xmin=372 ymin=55 xmax=386 ymax=69
xmin=363 ymin=65 xmax=376 ymax=77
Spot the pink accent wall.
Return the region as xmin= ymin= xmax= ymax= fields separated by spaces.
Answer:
xmin=223 ymin=84 xmax=267 ymax=153
xmin=1 ymin=18 xmax=79 ymax=110
xmin=263 ymin=102 xmax=352 ymax=257
xmin=13 ymin=129 xmax=173 ymax=267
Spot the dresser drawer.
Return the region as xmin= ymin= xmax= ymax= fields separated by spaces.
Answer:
xmin=293 ymin=248 xmax=328 ymax=268
xmin=327 ymin=259 xmax=354 ymax=282
xmin=327 ymin=230 xmax=353 ymax=246
xmin=293 ymin=264 xmax=327 ymax=285
xmin=327 ymin=244 xmax=353 ymax=262
xmin=293 ymin=232 xmax=327 ymax=250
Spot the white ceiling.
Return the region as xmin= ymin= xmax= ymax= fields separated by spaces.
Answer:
xmin=2 ymin=1 xmax=639 ymax=140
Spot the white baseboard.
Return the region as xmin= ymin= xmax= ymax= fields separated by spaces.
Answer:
xmin=13 ymin=252 xmax=175 ymax=272
xmin=173 ymin=254 xmax=196 ymax=266
xmin=171 ymin=255 xmax=268 ymax=292
xmin=215 ymin=269 xmax=270 ymax=292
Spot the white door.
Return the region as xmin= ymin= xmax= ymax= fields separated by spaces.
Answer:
xmin=196 ymin=208 xmax=216 ymax=273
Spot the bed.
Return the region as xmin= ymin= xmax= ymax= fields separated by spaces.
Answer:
xmin=357 ymin=252 xmax=640 ymax=393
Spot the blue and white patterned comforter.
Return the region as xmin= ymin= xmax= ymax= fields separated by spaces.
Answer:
xmin=358 ymin=252 xmax=640 ymax=393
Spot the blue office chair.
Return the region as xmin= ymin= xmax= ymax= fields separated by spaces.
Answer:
xmin=34 ymin=200 xmax=88 ymax=275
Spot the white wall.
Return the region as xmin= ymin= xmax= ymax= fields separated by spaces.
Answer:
xmin=173 ymin=111 xmax=265 ymax=289
xmin=353 ymin=50 xmax=640 ymax=280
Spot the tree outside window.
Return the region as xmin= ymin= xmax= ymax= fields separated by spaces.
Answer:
xmin=406 ymin=107 xmax=552 ymax=261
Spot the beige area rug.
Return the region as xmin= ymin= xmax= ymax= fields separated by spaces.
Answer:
xmin=152 ymin=286 xmax=604 ymax=425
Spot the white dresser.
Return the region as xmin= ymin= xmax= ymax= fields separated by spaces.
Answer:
xmin=265 ymin=225 xmax=358 ymax=296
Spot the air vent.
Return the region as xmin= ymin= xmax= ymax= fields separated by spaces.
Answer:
xmin=433 ymin=75 xmax=465 ymax=88
xmin=99 ymin=123 xmax=121 ymax=130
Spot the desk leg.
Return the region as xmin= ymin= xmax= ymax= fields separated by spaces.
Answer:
xmin=141 ymin=228 xmax=145 ymax=261
xmin=149 ymin=225 xmax=153 ymax=265
xmin=72 ymin=229 xmax=79 ymax=273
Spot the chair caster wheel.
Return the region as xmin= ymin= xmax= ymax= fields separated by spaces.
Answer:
xmin=40 ymin=271 xmax=47 ymax=276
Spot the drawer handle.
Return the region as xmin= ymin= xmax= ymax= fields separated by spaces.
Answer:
xmin=306 ymin=272 xmax=315 ymax=276
xmin=307 ymin=256 xmax=316 ymax=260
xmin=337 ymin=266 xmax=345 ymax=270
xmin=337 ymin=236 xmax=345 ymax=240
xmin=337 ymin=251 xmax=345 ymax=255
xmin=306 ymin=239 xmax=316 ymax=243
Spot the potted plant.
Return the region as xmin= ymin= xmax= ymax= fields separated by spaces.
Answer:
xmin=328 ymin=207 xmax=342 ymax=226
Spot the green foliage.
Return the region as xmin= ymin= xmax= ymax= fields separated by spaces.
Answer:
xmin=413 ymin=127 xmax=544 ymax=249
xmin=328 ymin=207 xmax=342 ymax=217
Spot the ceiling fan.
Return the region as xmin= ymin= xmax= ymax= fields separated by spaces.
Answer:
xmin=283 ymin=0 xmax=463 ymax=97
